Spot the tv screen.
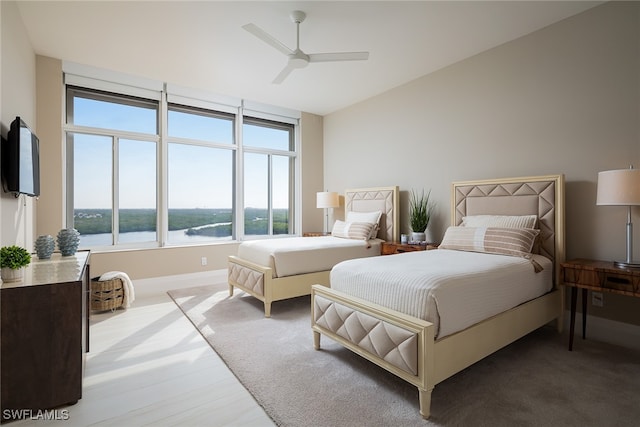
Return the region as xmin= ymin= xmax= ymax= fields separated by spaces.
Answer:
xmin=2 ymin=116 xmax=40 ymax=197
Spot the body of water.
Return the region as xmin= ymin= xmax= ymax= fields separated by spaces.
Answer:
xmin=79 ymin=224 xmax=232 ymax=247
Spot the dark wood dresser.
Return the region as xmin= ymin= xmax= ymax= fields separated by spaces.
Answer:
xmin=1 ymin=251 xmax=90 ymax=423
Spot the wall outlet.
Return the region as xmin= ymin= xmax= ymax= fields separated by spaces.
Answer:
xmin=201 ymin=256 xmax=207 ymax=266
xmin=592 ymin=292 xmax=603 ymax=307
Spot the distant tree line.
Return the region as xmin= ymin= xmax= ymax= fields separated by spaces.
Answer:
xmin=73 ymin=208 xmax=289 ymax=236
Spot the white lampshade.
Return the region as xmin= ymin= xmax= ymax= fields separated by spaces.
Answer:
xmin=316 ymin=191 xmax=339 ymax=209
xmin=597 ymin=168 xmax=640 ymax=206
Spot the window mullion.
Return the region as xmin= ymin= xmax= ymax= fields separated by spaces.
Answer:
xmin=65 ymin=123 xmax=158 ymax=143
xmin=268 ymin=154 xmax=273 ymax=235
xmin=112 ymin=136 xmax=120 ymax=245
xmin=159 ymin=88 xmax=169 ymax=247
xmin=236 ymin=109 xmax=244 ymax=241
xmin=294 ymin=124 xmax=301 ymax=235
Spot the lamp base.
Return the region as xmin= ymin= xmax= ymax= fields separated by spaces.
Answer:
xmin=613 ymin=260 xmax=640 ymax=269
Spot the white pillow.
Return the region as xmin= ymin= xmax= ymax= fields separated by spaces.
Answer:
xmin=461 ymin=214 xmax=537 ymax=229
xmin=346 ymin=211 xmax=382 ymax=239
xmin=331 ymin=220 xmax=375 ymax=241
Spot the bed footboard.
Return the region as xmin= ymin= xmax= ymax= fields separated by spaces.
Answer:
xmin=311 ymin=284 xmax=435 ymax=418
xmin=228 ymin=255 xmax=272 ymax=315
xmin=229 ymin=256 xmax=331 ymax=317
xmin=311 ymin=285 xmax=563 ymax=418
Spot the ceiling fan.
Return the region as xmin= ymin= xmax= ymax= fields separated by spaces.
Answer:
xmin=243 ymin=10 xmax=369 ymax=84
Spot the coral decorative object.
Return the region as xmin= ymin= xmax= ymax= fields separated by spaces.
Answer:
xmin=57 ymin=228 xmax=81 ymax=256
xmin=35 ymin=235 xmax=56 ymax=259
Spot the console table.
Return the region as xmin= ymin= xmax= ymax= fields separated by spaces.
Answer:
xmin=1 ymin=251 xmax=90 ymax=423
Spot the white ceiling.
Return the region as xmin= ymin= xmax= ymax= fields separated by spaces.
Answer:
xmin=16 ymin=1 xmax=602 ymax=116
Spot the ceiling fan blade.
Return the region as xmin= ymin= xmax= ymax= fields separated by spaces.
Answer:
xmin=272 ymin=64 xmax=296 ymax=84
xmin=308 ymin=52 xmax=369 ymax=63
xmin=242 ymin=23 xmax=293 ymax=56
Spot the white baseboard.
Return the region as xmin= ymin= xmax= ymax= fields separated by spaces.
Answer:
xmin=564 ymin=310 xmax=640 ymax=352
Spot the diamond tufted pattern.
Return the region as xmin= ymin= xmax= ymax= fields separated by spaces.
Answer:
xmin=345 ymin=188 xmax=398 ymax=242
xmin=314 ymin=295 xmax=418 ymax=375
xmin=228 ymin=262 xmax=264 ymax=296
xmin=454 ymin=180 xmax=556 ymax=261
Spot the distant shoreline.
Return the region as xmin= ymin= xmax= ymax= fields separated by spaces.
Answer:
xmin=73 ymin=208 xmax=290 ymax=236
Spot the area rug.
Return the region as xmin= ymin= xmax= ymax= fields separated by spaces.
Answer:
xmin=168 ymin=283 xmax=640 ymax=427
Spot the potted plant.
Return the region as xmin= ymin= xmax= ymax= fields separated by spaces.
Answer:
xmin=0 ymin=245 xmax=32 ymax=282
xmin=409 ymin=189 xmax=434 ymax=243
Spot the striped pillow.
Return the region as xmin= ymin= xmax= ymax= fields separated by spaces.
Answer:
xmin=440 ymin=226 xmax=539 ymax=256
xmin=331 ymin=220 xmax=375 ymax=241
xmin=461 ymin=215 xmax=537 ymax=229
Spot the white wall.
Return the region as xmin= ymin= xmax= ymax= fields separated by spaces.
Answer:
xmin=324 ymin=2 xmax=640 ymax=326
xmin=1 ymin=1 xmax=37 ymax=250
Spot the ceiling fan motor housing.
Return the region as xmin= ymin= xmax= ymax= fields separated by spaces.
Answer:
xmin=289 ymin=50 xmax=310 ymax=68
xmin=290 ymin=10 xmax=306 ymax=24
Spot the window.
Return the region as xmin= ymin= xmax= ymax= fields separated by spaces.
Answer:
xmin=70 ymin=91 xmax=157 ymax=134
xmin=118 ymin=139 xmax=157 ymax=244
xmin=66 ymin=87 xmax=158 ymax=248
xmin=242 ymin=118 xmax=295 ymax=236
xmin=65 ymin=82 xmax=299 ymax=250
xmin=71 ymin=133 xmax=113 ymax=247
xmin=167 ymin=105 xmax=235 ymax=243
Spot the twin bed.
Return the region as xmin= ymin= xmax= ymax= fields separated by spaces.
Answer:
xmin=227 ymin=175 xmax=565 ymax=418
xmin=310 ymin=174 xmax=565 ymax=418
xmin=228 ymin=186 xmax=399 ymax=317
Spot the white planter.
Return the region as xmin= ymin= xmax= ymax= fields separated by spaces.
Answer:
xmin=410 ymin=232 xmax=426 ymax=243
xmin=1 ymin=267 xmax=24 ymax=283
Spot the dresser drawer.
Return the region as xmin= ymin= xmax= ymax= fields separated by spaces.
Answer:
xmin=597 ymin=271 xmax=638 ymax=293
xmin=562 ymin=266 xmax=598 ymax=287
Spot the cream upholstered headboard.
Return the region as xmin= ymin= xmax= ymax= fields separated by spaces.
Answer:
xmin=451 ymin=175 xmax=565 ymax=284
xmin=344 ymin=186 xmax=399 ymax=242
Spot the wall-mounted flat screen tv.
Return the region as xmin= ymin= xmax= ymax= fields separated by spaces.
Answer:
xmin=2 ymin=116 xmax=40 ymax=197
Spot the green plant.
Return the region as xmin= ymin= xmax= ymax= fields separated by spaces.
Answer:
xmin=409 ymin=189 xmax=434 ymax=233
xmin=0 ymin=245 xmax=32 ymax=270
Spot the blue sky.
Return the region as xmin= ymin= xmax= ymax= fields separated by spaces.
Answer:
xmin=72 ymin=96 xmax=290 ymax=209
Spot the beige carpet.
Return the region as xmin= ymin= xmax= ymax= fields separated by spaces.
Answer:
xmin=168 ymin=283 xmax=640 ymax=427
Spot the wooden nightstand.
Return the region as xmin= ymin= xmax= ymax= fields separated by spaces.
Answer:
xmin=381 ymin=242 xmax=438 ymax=255
xmin=303 ymin=232 xmax=331 ymax=237
xmin=560 ymin=259 xmax=640 ymax=351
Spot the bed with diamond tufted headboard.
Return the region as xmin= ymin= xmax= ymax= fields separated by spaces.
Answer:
xmin=228 ymin=186 xmax=399 ymax=317
xmin=310 ymin=175 xmax=565 ymax=419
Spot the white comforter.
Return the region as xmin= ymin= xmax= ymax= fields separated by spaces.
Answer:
xmin=237 ymin=236 xmax=382 ymax=278
xmin=330 ymin=249 xmax=553 ymax=339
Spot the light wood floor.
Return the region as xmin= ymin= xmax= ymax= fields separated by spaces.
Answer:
xmin=13 ymin=272 xmax=275 ymax=426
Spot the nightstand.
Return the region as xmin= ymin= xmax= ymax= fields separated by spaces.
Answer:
xmin=303 ymin=232 xmax=331 ymax=237
xmin=560 ymin=259 xmax=640 ymax=351
xmin=381 ymin=242 xmax=438 ymax=255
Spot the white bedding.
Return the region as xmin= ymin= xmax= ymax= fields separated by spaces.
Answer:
xmin=330 ymin=249 xmax=553 ymax=339
xmin=237 ymin=236 xmax=382 ymax=278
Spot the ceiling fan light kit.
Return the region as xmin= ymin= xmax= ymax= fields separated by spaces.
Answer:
xmin=243 ymin=10 xmax=370 ymax=84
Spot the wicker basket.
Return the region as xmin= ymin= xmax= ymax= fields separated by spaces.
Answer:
xmin=90 ymin=277 xmax=124 ymax=312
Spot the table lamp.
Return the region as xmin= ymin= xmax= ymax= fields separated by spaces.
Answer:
xmin=316 ymin=191 xmax=339 ymax=233
xmin=596 ymin=166 xmax=640 ymax=268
